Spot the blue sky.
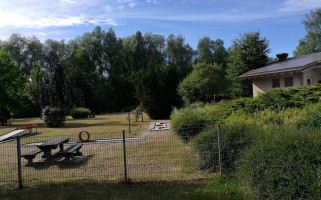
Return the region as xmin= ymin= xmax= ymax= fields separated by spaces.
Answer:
xmin=0 ymin=0 xmax=320 ymax=57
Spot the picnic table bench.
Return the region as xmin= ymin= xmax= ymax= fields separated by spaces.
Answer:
xmin=37 ymin=137 xmax=70 ymax=159
xmin=22 ymin=137 xmax=87 ymax=166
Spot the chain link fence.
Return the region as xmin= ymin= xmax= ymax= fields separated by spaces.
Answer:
xmin=0 ymin=127 xmax=226 ymax=189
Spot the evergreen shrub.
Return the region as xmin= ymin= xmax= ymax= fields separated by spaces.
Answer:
xmin=237 ymin=127 xmax=321 ymax=200
xmin=70 ymin=108 xmax=91 ymax=119
xmin=43 ymin=107 xmax=66 ymax=127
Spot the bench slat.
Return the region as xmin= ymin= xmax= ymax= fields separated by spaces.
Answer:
xmin=60 ymin=144 xmax=82 ymax=157
xmin=22 ymin=149 xmax=42 ymax=159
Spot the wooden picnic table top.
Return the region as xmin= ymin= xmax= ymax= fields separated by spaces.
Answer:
xmin=37 ymin=137 xmax=70 ymax=150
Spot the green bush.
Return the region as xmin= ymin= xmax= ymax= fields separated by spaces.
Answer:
xmin=171 ymin=102 xmax=234 ymax=141
xmin=70 ymin=108 xmax=91 ymax=119
xmin=171 ymin=107 xmax=210 ymax=141
xmin=43 ymin=107 xmax=66 ymax=127
xmin=192 ymin=113 xmax=257 ymax=172
xmin=299 ymin=102 xmax=321 ymax=128
xmin=237 ymin=127 xmax=321 ymax=199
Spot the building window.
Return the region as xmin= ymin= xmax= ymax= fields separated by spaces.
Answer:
xmin=272 ymin=78 xmax=280 ymax=88
xmin=307 ymin=79 xmax=311 ymax=85
xmin=284 ymin=77 xmax=293 ymax=87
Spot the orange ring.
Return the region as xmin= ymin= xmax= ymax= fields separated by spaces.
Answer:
xmin=79 ymin=131 xmax=90 ymax=142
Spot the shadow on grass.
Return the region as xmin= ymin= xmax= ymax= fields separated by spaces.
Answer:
xmin=0 ymin=178 xmax=245 ymax=200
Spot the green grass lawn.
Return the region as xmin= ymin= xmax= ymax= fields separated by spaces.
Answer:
xmin=0 ymin=178 xmax=245 ymax=200
xmin=0 ymin=112 xmax=152 ymax=136
xmin=0 ymin=114 xmax=246 ymax=199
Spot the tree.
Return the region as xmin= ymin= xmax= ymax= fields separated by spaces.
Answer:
xmin=226 ymin=32 xmax=270 ymax=97
xmin=165 ymin=34 xmax=195 ymax=79
xmin=26 ymin=63 xmax=47 ymax=105
xmin=135 ymin=65 xmax=182 ymax=119
xmin=1 ymin=34 xmax=45 ymax=75
xmin=294 ymin=9 xmax=321 ymax=56
xmin=0 ymin=48 xmax=26 ymax=125
xmin=178 ymin=63 xmax=227 ymax=105
xmin=40 ymin=51 xmax=84 ymax=127
xmin=197 ymin=37 xmax=228 ymax=68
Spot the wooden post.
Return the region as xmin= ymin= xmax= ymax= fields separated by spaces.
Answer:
xmin=128 ymin=112 xmax=131 ymax=134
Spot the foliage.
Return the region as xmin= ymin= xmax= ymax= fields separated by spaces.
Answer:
xmin=0 ymin=48 xmax=26 ymax=121
xmin=178 ymin=63 xmax=227 ymax=105
xmin=192 ymin=114 xmax=257 ymax=172
xmin=238 ymin=127 xmax=321 ymax=200
xmin=226 ymin=31 xmax=270 ymax=97
xmin=171 ymin=102 xmax=234 ymax=141
xmin=134 ymin=103 xmax=143 ymax=122
xmin=135 ymin=65 xmax=182 ymax=119
xmin=298 ymin=102 xmax=321 ymax=128
xmin=26 ymin=63 xmax=47 ymax=106
xmin=165 ymin=34 xmax=195 ymax=79
xmin=196 ymin=37 xmax=228 ymax=68
xmin=294 ymin=8 xmax=321 ymax=56
xmin=42 ymin=107 xmax=66 ymax=127
xmin=0 ymin=34 xmax=45 ymax=75
xmin=70 ymin=108 xmax=91 ymax=119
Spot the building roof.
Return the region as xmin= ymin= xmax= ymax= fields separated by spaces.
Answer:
xmin=239 ymin=52 xmax=321 ymax=78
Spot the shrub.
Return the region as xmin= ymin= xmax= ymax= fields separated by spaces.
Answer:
xmin=171 ymin=102 xmax=234 ymax=141
xmin=299 ymin=102 xmax=321 ymax=128
xmin=192 ymin=113 xmax=257 ymax=172
xmin=43 ymin=107 xmax=66 ymax=127
xmin=70 ymin=108 xmax=91 ymax=119
xmin=237 ymin=127 xmax=321 ymax=200
xmin=171 ymin=107 xmax=210 ymax=141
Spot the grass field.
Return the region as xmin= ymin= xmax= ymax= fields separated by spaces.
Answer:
xmin=0 ymin=113 xmax=214 ymax=189
xmin=0 ymin=178 xmax=245 ymax=200
xmin=0 ymin=112 xmax=152 ymax=136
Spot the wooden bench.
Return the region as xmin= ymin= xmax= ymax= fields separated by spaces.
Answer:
xmin=21 ymin=149 xmax=42 ymax=165
xmin=59 ymin=144 xmax=83 ymax=160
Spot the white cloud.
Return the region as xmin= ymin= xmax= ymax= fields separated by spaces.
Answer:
xmin=38 ymin=32 xmax=47 ymax=36
xmin=279 ymin=0 xmax=321 ymax=12
xmin=117 ymin=0 xmax=137 ymax=8
xmin=129 ymin=2 xmax=136 ymax=8
xmin=60 ymin=0 xmax=76 ymax=4
xmin=146 ymin=0 xmax=158 ymax=3
xmin=105 ymin=5 xmax=113 ymax=12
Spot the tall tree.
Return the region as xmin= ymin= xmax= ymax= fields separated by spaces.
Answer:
xmin=165 ymin=34 xmax=195 ymax=79
xmin=0 ymin=48 xmax=26 ymax=124
xmin=197 ymin=37 xmax=228 ymax=68
xmin=178 ymin=63 xmax=227 ymax=105
xmin=226 ymin=32 xmax=270 ymax=97
xmin=26 ymin=63 xmax=47 ymax=106
xmin=294 ymin=9 xmax=321 ymax=56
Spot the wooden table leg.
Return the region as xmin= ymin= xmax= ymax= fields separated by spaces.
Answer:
xmin=59 ymin=143 xmax=64 ymax=151
xmin=42 ymin=150 xmax=51 ymax=159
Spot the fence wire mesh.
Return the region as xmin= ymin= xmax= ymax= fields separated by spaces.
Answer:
xmin=0 ymin=128 xmax=225 ymax=189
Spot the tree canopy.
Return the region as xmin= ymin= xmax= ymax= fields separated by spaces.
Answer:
xmin=226 ymin=32 xmax=270 ymax=98
xmin=0 ymin=48 xmax=26 ymax=118
xmin=294 ymin=8 xmax=321 ymax=56
xmin=178 ymin=63 xmax=227 ymax=105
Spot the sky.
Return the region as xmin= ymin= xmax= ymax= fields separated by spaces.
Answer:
xmin=0 ymin=0 xmax=321 ymax=57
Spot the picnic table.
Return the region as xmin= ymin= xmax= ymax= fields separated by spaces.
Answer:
xmin=37 ymin=137 xmax=70 ymax=159
xmin=22 ymin=137 xmax=85 ymax=166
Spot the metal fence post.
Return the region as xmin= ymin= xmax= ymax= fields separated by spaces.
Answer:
xmin=217 ymin=125 xmax=222 ymax=176
xmin=122 ymin=130 xmax=128 ymax=183
xmin=16 ymin=136 xmax=23 ymax=189
xmin=128 ymin=112 xmax=131 ymax=134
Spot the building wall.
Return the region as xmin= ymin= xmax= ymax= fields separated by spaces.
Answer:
xmin=252 ymin=72 xmax=306 ymax=97
xmin=302 ymin=68 xmax=321 ymax=85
